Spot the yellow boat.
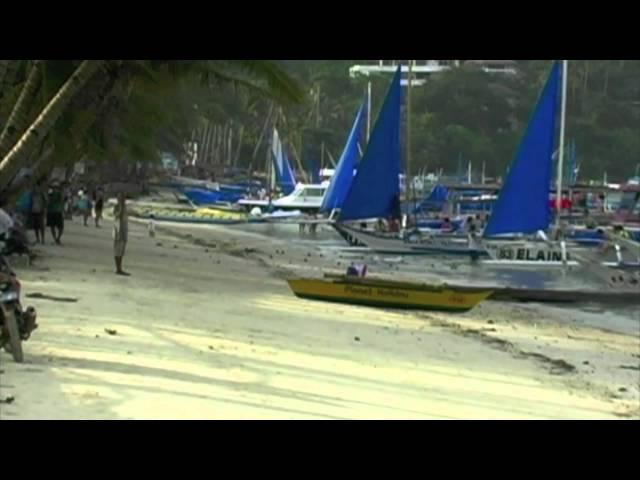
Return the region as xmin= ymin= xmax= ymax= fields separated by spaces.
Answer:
xmin=287 ymin=275 xmax=493 ymax=312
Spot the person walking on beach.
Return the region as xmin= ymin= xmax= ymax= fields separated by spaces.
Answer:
xmin=113 ymin=192 xmax=129 ymax=276
xmin=63 ymin=182 xmax=73 ymax=220
xmin=30 ymin=179 xmax=47 ymax=244
xmin=93 ymin=187 xmax=104 ymax=228
xmin=148 ymin=214 xmax=156 ymax=238
xmin=16 ymin=185 xmax=32 ymax=228
xmin=46 ymin=182 xmax=65 ymax=244
xmin=0 ymin=196 xmax=15 ymax=241
xmin=77 ymin=189 xmax=92 ymax=226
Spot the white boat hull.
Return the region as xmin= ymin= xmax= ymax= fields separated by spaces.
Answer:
xmin=238 ymin=182 xmax=328 ymax=212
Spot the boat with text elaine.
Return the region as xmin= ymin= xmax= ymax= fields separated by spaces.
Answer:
xmin=287 ymin=275 xmax=493 ymax=312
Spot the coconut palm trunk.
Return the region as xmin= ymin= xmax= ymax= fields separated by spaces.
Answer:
xmin=0 ymin=60 xmax=21 ymax=92
xmin=0 ymin=60 xmax=43 ymax=159
xmin=233 ymin=125 xmax=244 ymax=167
xmin=0 ymin=60 xmax=9 ymax=87
xmin=0 ymin=60 xmax=104 ymax=190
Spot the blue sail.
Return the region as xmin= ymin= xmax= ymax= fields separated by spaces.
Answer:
xmin=320 ymin=101 xmax=367 ymax=212
xmin=280 ymin=149 xmax=297 ymax=194
xmin=339 ymin=67 xmax=402 ymax=221
xmin=413 ymin=184 xmax=449 ymax=213
xmin=484 ymin=62 xmax=561 ymax=237
xmin=309 ymin=157 xmax=321 ymax=184
xmin=427 ymin=184 xmax=449 ymax=203
xmin=271 ymin=128 xmax=297 ymax=195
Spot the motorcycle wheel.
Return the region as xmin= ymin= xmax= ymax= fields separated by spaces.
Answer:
xmin=1 ymin=305 xmax=24 ymax=363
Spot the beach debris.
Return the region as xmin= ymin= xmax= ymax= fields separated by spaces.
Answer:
xmin=156 ymin=242 xmax=163 ymax=247
xmin=0 ymin=369 xmax=4 ymax=374
xmin=104 ymin=328 xmax=118 ymax=336
xmin=354 ymin=336 xmax=361 ymax=342
xmin=208 ymin=345 xmax=215 ymax=350
xmin=547 ymin=358 xmax=576 ymax=375
xmin=245 ymin=247 xmax=256 ymax=254
xmin=583 ymin=361 xmax=590 ymax=365
xmin=26 ymin=292 xmax=78 ymax=303
xmin=127 ymin=351 xmax=132 ymax=355
xmin=618 ymin=387 xmax=628 ymax=392
xmin=0 ymin=396 xmax=15 ymax=404
xmin=91 ymin=269 xmax=97 ymax=273
xmin=619 ymin=365 xmax=640 ymax=371
xmin=303 ymin=258 xmax=308 ymax=263
xmin=487 ymin=319 xmax=495 ymax=325
xmin=205 ymin=249 xmax=209 ymax=253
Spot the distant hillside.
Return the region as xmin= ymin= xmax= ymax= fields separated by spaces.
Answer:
xmin=179 ymin=60 xmax=640 ymax=183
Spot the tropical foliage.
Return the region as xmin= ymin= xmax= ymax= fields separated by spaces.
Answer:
xmin=0 ymin=60 xmax=304 ymax=193
xmin=1 ymin=60 xmax=638 ymax=193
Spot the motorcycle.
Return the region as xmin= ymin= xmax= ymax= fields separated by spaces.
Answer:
xmin=0 ymin=232 xmax=37 ymax=363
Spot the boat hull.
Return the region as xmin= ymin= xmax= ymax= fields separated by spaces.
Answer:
xmin=287 ymin=277 xmax=492 ymax=312
xmin=333 ymin=224 xmax=487 ymax=257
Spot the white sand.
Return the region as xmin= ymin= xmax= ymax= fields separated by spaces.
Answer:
xmin=0 ymin=218 xmax=638 ymax=419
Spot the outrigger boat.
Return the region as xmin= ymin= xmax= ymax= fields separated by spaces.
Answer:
xmin=238 ymin=128 xmax=331 ymax=214
xmin=287 ymin=275 xmax=493 ymax=312
xmin=333 ymin=223 xmax=488 ymax=257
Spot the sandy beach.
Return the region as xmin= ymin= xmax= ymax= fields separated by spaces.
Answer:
xmin=1 ymin=216 xmax=638 ymax=420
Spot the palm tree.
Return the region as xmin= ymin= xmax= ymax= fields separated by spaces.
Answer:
xmin=0 ymin=60 xmax=43 ymax=159
xmin=0 ymin=60 xmax=105 ymax=190
xmin=0 ymin=60 xmax=304 ymax=192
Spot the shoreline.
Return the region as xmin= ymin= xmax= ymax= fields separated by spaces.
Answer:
xmin=1 ymin=218 xmax=638 ymax=419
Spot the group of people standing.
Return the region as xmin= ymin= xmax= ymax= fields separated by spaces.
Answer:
xmin=12 ymin=180 xmax=129 ymax=275
xmin=75 ymin=187 xmax=105 ymax=227
xmin=18 ymin=181 xmax=106 ymax=245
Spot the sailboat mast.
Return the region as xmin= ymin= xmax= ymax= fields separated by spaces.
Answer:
xmin=367 ymin=81 xmax=372 ymax=142
xmin=555 ymin=60 xmax=568 ymax=228
xmin=406 ymin=60 xmax=414 ymax=210
xmin=266 ymin=128 xmax=273 ymax=207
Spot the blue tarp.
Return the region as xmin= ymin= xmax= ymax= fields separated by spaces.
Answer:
xmin=484 ymin=61 xmax=560 ymax=237
xmin=339 ymin=67 xmax=402 ymax=221
xmin=182 ymin=188 xmax=244 ymax=205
